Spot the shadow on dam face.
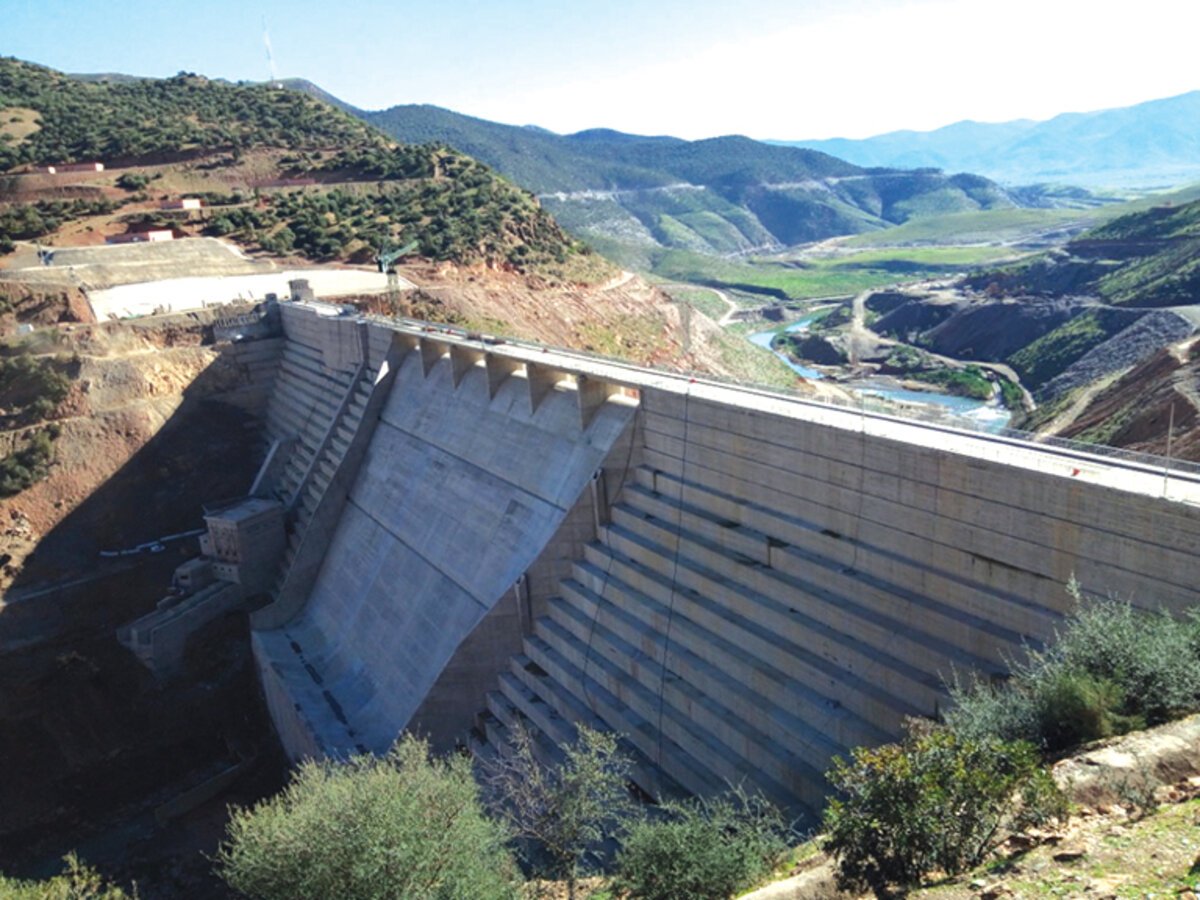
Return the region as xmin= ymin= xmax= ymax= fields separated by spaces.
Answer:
xmin=247 ymin=302 xmax=1200 ymax=822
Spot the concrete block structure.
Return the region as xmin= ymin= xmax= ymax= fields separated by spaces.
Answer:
xmin=245 ymin=301 xmax=1200 ymax=822
xmin=200 ymin=498 xmax=286 ymax=594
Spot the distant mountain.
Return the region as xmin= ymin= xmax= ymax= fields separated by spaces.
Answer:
xmin=781 ymin=91 xmax=1200 ymax=188
xmin=357 ymin=103 xmax=1022 ymax=260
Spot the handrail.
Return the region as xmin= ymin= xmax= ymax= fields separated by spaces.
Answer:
xmin=354 ymin=308 xmax=1200 ymax=482
xmin=288 ymin=360 xmax=368 ymax=511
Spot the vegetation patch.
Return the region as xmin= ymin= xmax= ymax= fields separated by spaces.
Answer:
xmin=0 ymin=352 xmax=72 ymax=424
xmin=948 ymin=590 xmax=1200 ymax=755
xmin=217 ymin=735 xmax=521 ymax=900
xmin=612 ymin=787 xmax=793 ymax=900
xmin=1006 ymin=309 xmax=1128 ymax=392
xmin=908 ymin=364 xmax=994 ymax=400
xmin=0 ymin=198 xmax=117 ymax=246
xmin=0 ymin=425 xmax=59 ymax=497
xmin=823 ymin=728 xmax=1066 ymax=895
xmin=0 ymin=853 xmax=129 ymax=899
xmin=648 ymin=245 xmax=1015 ymax=302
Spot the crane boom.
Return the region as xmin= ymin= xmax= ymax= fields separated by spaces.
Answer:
xmin=375 ymin=240 xmax=419 ymax=274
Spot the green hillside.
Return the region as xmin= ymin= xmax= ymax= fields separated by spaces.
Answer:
xmin=359 ymin=103 xmax=1022 ymax=257
xmin=0 ymin=59 xmax=597 ymax=278
xmin=0 ymin=58 xmax=370 ymax=169
xmin=969 ymin=197 xmax=1200 ymax=308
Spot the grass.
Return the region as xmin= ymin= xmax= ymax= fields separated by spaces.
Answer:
xmin=648 ymin=245 xmax=1018 ymax=301
xmin=915 ymin=798 xmax=1200 ymax=899
xmin=659 ymin=285 xmax=730 ymax=320
xmin=842 ymin=208 xmax=1101 ymax=247
xmin=843 ymin=184 xmax=1200 ymax=248
xmin=0 ymin=107 xmax=42 ymax=144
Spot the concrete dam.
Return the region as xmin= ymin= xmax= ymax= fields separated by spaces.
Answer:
xmin=211 ymin=300 xmax=1200 ymax=821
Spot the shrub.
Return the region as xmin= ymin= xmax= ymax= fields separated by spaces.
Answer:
xmin=1052 ymin=593 xmax=1200 ymax=726
xmin=613 ymin=787 xmax=792 ymax=900
xmin=483 ymin=724 xmax=634 ymax=899
xmin=115 ymin=172 xmax=149 ymax=191
xmin=822 ymin=727 xmax=1065 ymax=895
xmin=0 ymin=853 xmax=130 ymax=898
xmin=0 ymin=427 xmax=58 ymax=497
xmin=948 ymin=591 xmax=1200 ymax=755
xmin=216 ymin=735 xmax=520 ymax=900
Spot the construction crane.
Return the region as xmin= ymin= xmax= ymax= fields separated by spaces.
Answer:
xmin=375 ymin=240 xmax=418 ymax=297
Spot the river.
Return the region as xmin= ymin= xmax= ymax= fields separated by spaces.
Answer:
xmin=749 ymin=313 xmax=1012 ymax=433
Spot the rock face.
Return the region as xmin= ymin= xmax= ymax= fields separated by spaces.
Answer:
xmin=1039 ymin=310 xmax=1196 ymax=401
xmin=1057 ymin=336 xmax=1200 ymax=461
xmin=873 ymin=293 xmax=1101 ymax=362
xmin=1053 ymin=714 xmax=1200 ymax=809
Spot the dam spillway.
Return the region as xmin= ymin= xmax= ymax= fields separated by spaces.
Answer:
xmin=247 ymin=301 xmax=1200 ymax=820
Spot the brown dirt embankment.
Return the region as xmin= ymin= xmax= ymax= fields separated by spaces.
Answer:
xmin=362 ymin=262 xmax=807 ymax=390
xmin=1055 ymin=335 xmax=1200 ymax=462
xmin=0 ymin=306 xmax=265 ymax=594
xmin=0 ymin=281 xmax=94 ymax=336
xmin=0 ymin=308 xmax=285 ymax=891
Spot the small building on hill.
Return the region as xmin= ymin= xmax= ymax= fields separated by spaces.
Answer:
xmin=41 ymin=162 xmax=105 ymax=174
xmin=160 ymin=198 xmax=203 ymax=211
xmin=105 ymin=229 xmax=175 ymax=245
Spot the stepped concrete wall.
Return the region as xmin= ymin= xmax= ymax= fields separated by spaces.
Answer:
xmin=249 ymin=305 xmax=1200 ymax=814
xmin=253 ymin=312 xmax=638 ymax=758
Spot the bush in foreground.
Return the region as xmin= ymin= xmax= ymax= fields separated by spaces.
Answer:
xmin=216 ymin=735 xmax=520 ymax=900
xmin=949 ymin=592 xmax=1200 ymax=755
xmin=613 ymin=787 xmax=792 ymax=900
xmin=483 ymin=724 xmax=634 ymax=899
xmin=0 ymin=854 xmax=130 ymax=899
xmin=822 ymin=727 xmax=1065 ymax=895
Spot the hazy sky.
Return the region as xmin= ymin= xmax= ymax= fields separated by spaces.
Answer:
xmin=3 ymin=0 xmax=1198 ymax=140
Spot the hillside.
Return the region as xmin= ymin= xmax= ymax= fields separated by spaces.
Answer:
xmin=966 ymin=197 xmax=1200 ymax=308
xmin=0 ymin=57 xmax=599 ymax=280
xmin=785 ymin=90 xmax=1200 ymax=187
xmin=854 ymin=198 xmax=1200 ymax=457
xmin=357 ymin=102 xmax=1021 ymax=260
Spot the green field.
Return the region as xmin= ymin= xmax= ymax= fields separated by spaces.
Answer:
xmin=841 ymin=208 xmax=1101 ymax=247
xmin=648 ymin=244 xmax=1020 ymax=301
xmin=842 ymin=181 xmax=1200 ymax=249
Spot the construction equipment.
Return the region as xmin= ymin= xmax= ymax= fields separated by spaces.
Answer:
xmin=375 ymin=240 xmax=418 ymax=297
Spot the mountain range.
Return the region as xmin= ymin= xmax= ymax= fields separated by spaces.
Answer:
xmin=780 ymin=91 xmax=1200 ymax=188
xmin=298 ymin=91 xmax=1022 ymax=262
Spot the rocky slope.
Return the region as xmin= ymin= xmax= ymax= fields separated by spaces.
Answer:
xmin=1055 ymin=336 xmax=1200 ymax=461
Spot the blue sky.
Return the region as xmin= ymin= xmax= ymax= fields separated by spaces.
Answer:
xmin=3 ymin=0 xmax=1198 ymax=140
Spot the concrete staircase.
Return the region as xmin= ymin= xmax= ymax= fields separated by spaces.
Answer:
xmin=260 ymin=339 xmax=377 ymax=595
xmin=478 ymin=462 xmax=1021 ymax=822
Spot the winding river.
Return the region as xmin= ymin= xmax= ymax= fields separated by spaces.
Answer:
xmin=749 ymin=314 xmax=1012 ymax=433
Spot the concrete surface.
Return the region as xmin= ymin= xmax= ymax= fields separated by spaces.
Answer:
xmin=247 ymin=303 xmax=1200 ymax=817
xmin=88 ymin=268 xmax=403 ymax=320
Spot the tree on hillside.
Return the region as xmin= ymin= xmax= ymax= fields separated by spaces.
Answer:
xmin=216 ymin=735 xmax=520 ymax=900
